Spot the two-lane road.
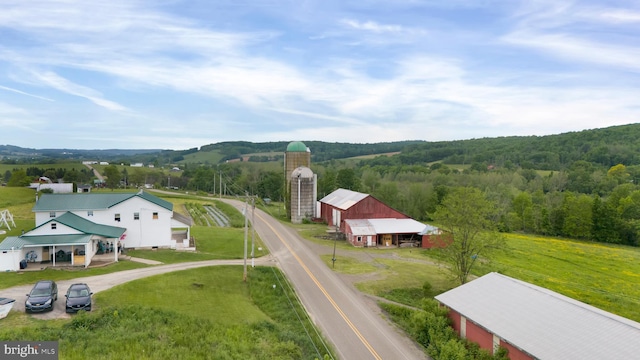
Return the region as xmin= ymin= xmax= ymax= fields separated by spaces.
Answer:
xmin=224 ymin=199 xmax=428 ymax=360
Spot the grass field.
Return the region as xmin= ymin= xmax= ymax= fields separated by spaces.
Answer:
xmin=0 ymin=163 xmax=87 ymax=175
xmin=1 ymin=266 xmax=333 ymax=360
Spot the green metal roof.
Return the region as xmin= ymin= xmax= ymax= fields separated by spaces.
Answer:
xmin=33 ymin=191 xmax=173 ymax=212
xmin=31 ymin=212 xmax=126 ymax=238
xmin=0 ymin=234 xmax=93 ymax=251
xmin=286 ymin=141 xmax=308 ymax=152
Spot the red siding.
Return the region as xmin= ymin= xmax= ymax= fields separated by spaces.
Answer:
xmin=465 ymin=319 xmax=494 ymax=353
xmin=321 ymin=195 xmax=408 ymax=232
xmin=499 ymin=340 xmax=534 ymax=360
xmin=421 ymin=233 xmax=453 ymax=248
xmin=448 ymin=309 xmax=535 ymax=360
xmin=448 ymin=310 xmax=462 ymax=334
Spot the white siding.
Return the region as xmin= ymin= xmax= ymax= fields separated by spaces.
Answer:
xmin=0 ymin=250 xmax=21 ymax=271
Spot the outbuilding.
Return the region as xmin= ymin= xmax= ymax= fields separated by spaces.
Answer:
xmin=435 ymin=272 xmax=640 ymax=360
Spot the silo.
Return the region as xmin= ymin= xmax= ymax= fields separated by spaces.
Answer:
xmin=284 ymin=141 xmax=311 ymax=219
xmin=290 ymin=166 xmax=315 ymax=224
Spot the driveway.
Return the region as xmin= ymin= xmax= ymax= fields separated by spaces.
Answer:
xmin=2 ymin=256 xmax=275 ymax=320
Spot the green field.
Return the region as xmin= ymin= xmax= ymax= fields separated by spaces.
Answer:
xmin=473 ymin=233 xmax=640 ymax=321
xmin=1 ymin=266 xmax=332 ymax=360
xmin=0 ymin=163 xmax=87 ymax=175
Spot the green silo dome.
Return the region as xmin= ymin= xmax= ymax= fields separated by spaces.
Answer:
xmin=286 ymin=141 xmax=308 ymax=152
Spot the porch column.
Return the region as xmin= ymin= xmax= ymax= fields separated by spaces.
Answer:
xmin=114 ymin=240 xmax=118 ymax=262
xmin=52 ymin=245 xmax=56 ymax=267
xmin=71 ymin=246 xmax=74 ymax=265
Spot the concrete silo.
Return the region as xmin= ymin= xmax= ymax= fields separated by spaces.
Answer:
xmin=290 ymin=166 xmax=316 ymax=224
xmin=284 ymin=141 xmax=312 ymax=220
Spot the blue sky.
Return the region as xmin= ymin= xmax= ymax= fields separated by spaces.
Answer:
xmin=1 ymin=0 xmax=639 ymax=150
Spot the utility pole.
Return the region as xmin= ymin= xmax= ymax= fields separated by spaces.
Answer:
xmin=251 ymin=196 xmax=255 ymax=268
xmin=243 ymin=197 xmax=248 ymax=282
xmin=332 ymin=223 xmax=338 ymax=268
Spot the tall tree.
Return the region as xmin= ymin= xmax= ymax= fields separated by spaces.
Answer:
xmin=103 ymin=165 xmax=121 ymax=190
xmin=432 ymin=187 xmax=505 ymax=284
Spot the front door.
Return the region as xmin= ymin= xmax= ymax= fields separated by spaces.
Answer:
xmin=42 ymin=246 xmax=49 ymax=262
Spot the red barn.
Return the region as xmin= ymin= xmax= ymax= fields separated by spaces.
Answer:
xmin=435 ymin=272 xmax=640 ymax=360
xmin=320 ymin=189 xmax=442 ymax=248
xmin=319 ymin=189 xmax=408 ymax=232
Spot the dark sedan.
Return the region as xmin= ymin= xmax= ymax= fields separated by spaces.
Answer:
xmin=65 ymin=283 xmax=93 ymax=313
xmin=25 ymin=280 xmax=58 ymax=313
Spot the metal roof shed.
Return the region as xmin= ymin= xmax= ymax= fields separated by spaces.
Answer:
xmin=435 ymin=272 xmax=640 ymax=360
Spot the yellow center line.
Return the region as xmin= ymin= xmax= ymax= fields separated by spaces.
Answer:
xmin=256 ymin=212 xmax=383 ymax=360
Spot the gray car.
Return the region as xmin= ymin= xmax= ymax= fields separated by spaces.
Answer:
xmin=65 ymin=283 xmax=93 ymax=313
xmin=25 ymin=280 xmax=58 ymax=313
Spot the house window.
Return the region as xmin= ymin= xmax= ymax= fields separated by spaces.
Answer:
xmin=152 ymin=212 xmax=158 ymax=220
xmin=357 ymin=236 xmax=362 ymax=242
xmin=115 ymin=213 xmax=121 ymax=222
xmin=49 ymin=212 xmax=56 ymax=218
xmin=51 ymin=223 xmax=57 ymax=230
xmin=134 ymin=212 xmax=140 ymax=220
xmin=87 ymin=210 xmax=93 ymax=216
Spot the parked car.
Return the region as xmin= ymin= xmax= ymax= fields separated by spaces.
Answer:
xmin=25 ymin=280 xmax=58 ymax=313
xmin=65 ymin=283 xmax=93 ymax=313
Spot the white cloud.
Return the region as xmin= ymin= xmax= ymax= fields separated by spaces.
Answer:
xmin=27 ymin=71 xmax=128 ymax=111
xmin=0 ymin=85 xmax=54 ymax=101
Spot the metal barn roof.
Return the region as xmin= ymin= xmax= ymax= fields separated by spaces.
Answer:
xmin=345 ymin=218 xmax=429 ymax=235
xmin=435 ymin=272 xmax=640 ymax=360
xmin=33 ymin=191 xmax=173 ymax=212
xmin=320 ymin=188 xmax=369 ymax=210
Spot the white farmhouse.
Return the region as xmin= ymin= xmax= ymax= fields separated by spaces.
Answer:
xmin=0 ymin=191 xmax=191 ymax=271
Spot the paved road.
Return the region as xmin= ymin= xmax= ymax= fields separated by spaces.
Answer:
xmin=3 ymin=257 xmax=275 ymax=320
xmin=223 ymin=199 xmax=429 ymax=360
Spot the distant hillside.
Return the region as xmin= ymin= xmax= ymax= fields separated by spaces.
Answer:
xmin=378 ymin=123 xmax=640 ymax=170
xmin=4 ymin=123 xmax=640 ymax=169
xmin=0 ymin=145 xmax=161 ymax=162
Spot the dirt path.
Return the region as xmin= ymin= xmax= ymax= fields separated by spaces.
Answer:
xmin=2 ymin=256 xmax=276 ymax=320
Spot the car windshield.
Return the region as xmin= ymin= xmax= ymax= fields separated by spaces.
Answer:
xmin=68 ymin=288 xmax=89 ymax=298
xmin=30 ymin=288 xmax=50 ymax=297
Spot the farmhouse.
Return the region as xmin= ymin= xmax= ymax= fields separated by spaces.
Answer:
xmin=435 ymin=272 xmax=640 ymax=360
xmin=320 ymin=188 xmax=441 ymax=248
xmin=0 ymin=191 xmax=191 ymax=271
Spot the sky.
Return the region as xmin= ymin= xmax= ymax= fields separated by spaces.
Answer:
xmin=0 ymin=0 xmax=639 ymax=150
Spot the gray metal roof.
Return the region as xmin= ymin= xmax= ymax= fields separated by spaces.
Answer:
xmin=435 ymin=272 xmax=640 ymax=360
xmin=319 ymin=188 xmax=368 ymax=210
xmin=33 ymin=191 xmax=173 ymax=212
xmin=0 ymin=234 xmax=93 ymax=250
xmin=345 ymin=218 xmax=430 ymax=235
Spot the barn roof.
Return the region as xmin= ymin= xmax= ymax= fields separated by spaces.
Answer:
xmin=33 ymin=191 xmax=173 ymax=212
xmin=345 ymin=218 xmax=430 ymax=235
xmin=319 ymin=188 xmax=369 ymax=210
xmin=435 ymin=272 xmax=640 ymax=360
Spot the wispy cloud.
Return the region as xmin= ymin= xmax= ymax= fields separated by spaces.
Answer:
xmin=0 ymin=85 xmax=54 ymax=101
xmin=28 ymin=71 xmax=128 ymax=111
